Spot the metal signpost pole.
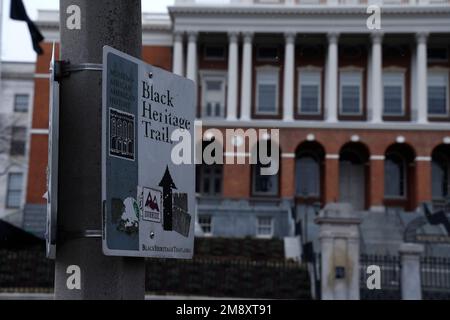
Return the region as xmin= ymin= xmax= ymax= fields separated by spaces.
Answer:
xmin=55 ymin=0 xmax=145 ymax=299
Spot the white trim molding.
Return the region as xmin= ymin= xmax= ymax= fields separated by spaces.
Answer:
xmin=30 ymin=129 xmax=49 ymax=135
xmin=415 ymin=156 xmax=432 ymax=162
xmin=370 ymin=155 xmax=385 ymax=161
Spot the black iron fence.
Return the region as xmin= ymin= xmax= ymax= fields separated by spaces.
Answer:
xmin=359 ymin=254 xmax=401 ymax=300
xmin=421 ymin=256 xmax=450 ymax=299
xmin=0 ymin=245 xmax=311 ymax=299
xmin=359 ymin=254 xmax=450 ymax=300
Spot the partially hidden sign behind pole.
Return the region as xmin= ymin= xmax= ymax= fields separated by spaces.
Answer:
xmin=46 ymin=42 xmax=59 ymax=260
xmin=102 ymin=46 xmax=195 ymax=258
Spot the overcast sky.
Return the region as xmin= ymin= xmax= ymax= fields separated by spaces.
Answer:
xmin=1 ymin=0 xmax=175 ymax=62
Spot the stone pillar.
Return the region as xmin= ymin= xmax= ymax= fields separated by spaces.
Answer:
xmin=399 ymin=243 xmax=424 ymax=300
xmin=240 ymin=32 xmax=253 ymax=121
xmin=325 ymin=33 xmax=339 ymax=123
xmin=371 ymin=32 xmax=383 ymax=123
xmin=283 ymin=32 xmax=296 ymax=121
xmin=227 ymin=32 xmax=239 ymax=120
xmin=186 ymin=31 xmax=198 ymax=83
xmin=315 ymin=203 xmax=361 ymax=300
xmin=369 ymin=156 xmax=384 ymax=211
xmin=416 ymin=32 xmax=428 ymax=124
xmin=172 ymin=31 xmax=184 ymax=76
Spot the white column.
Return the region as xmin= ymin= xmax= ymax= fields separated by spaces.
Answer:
xmin=240 ymin=32 xmax=253 ymax=121
xmin=325 ymin=32 xmax=339 ymax=123
xmin=399 ymin=243 xmax=424 ymax=300
xmin=283 ymin=32 xmax=296 ymax=122
xmin=411 ymin=44 xmax=418 ymax=121
xmin=186 ymin=31 xmax=198 ymax=83
xmin=371 ymin=32 xmax=383 ymax=123
xmin=416 ymin=32 xmax=428 ymax=124
xmin=172 ymin=31 xmax=184 ymax=76
xmin=227 ymin=32 xmax=239 ymax=121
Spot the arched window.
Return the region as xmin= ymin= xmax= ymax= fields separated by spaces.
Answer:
xmin=384 ymin=153 xmax=406 ymax=198
xmin=384 ymin=143 xmax=415 ymax=204
xmin=295 ymin=142 xmax=325 ymax=199
xmin=432 ymin=145 xmax=450 ymax=200
xmin=296 ymin=155 xmax=320 ymax=197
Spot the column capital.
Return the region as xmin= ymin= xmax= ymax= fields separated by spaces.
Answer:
xmin=416 ymin=32 xmax=429 ymax=44
xmin=284 ymin=32 xmax=296 ymax=44
xmin=228 ymin=31 xmax=239 ymax=43
xmin=327 ymin=32 xmax=340 ymax=44
xmin=173 ymin=31 xmax=184 ymax=42
xmin=187 ymin=31 xmax=198 ymax=42
xmin=370 ymin=32 xmax=384 ymax=44
xmin=242 ymin=32 xmax=254 ymax=44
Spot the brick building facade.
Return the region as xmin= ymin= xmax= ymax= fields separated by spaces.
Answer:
xmin=24 ymin=2 xmax=450 ymax=253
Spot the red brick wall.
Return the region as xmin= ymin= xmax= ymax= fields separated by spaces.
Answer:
xmin=26 ymin=42 xmax=55 ymax=204
xmin=142 ymin=46 xmax=172 ymax=71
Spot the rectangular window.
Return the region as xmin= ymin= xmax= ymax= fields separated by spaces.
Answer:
xmin=383 ymin=72 xmax=404 ymax=116
xmin=198 ymin=215 xmax=213 ymax=236
xmin=204 ymin=45 xmax=225 ymax=61
xmin=196 ymin=164 xmax=223 ymax=196
xmin=298 ymin=70 xmax=321 ymax=115
xmin=14 ymin=94 xmax=29 ymax=113
xmin=428 ymin=72 xmax=448 ymax=116
xmin=256 ymin=69 xmax=279 ymax=115
xmin=257 ymin=217 xmax=273 ymax=238
xmin=10 ymin=126 xmax=27 ymax=156
xmin=252 ymin=164 xmax=279 ymax=196
xmin=201 ymin=74 xmax=226 ymax=118
xmin=6 ymin=173 xmax=23 ymax=209
xmin=339 ymin=71 xmax=362 ymax=115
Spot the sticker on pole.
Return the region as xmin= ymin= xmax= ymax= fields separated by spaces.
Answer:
xmin=102 ymin=46 xmax=195 ymax=259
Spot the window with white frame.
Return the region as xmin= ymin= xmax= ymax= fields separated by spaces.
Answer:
xmin=383 ymin=71 xmax=404 ymax=116
xmin=339 ymin=71 xmax=363 ymax=115
xmin=296 ymin=154 xmax=321 ymax=197
xmin=428 ymin=71 xmax=449 ymax=116
xmin=384 ymin=153 xmax=406 ymax=198
xmin=252 ymin=140 xmax=279 ymax=196
xmin=298 ymin=69 xmax=321 ymax=115
xmin=256 ymin=68 xmax=279 ymax=115
xmin=201 ymin=73 xmax=226 ymax=118
xmin=14 ymin=94 xmax=30 ymax=113
xmin=257 ymin=217 xmax=273 ymax=238
xmin=198 ymin=215 xmax=213 ymax=236
xmin=10 ymin=126 xmax=27 ymax=156
xmin=6 ymin=173 xmax=23 ymax=209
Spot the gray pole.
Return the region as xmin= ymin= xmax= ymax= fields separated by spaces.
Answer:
xmin=55 ymin=0 xmax=145 ymax=299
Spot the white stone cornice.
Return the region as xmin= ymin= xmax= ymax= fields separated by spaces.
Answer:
xmin=169 ymin=5 xmax=450 ymax=16
xmin=196 ymin=119 xmax=450 ymax=131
